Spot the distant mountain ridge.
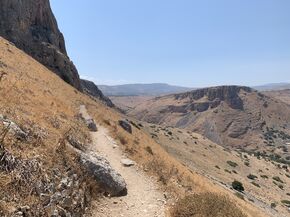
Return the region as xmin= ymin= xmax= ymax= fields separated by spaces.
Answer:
xmin=253 ymin=83 xmax=290 ymax=91
xmin=98 ymin=83 xmax=192 ymax=96
xmin=99 ymin=82 xmax=290 ymax=97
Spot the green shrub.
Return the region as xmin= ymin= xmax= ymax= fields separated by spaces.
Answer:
xmin=271 ymin=203 xmax=277 ymax=209
xmin=281 ymin=200 xmax=290 ymax=207
xmin=247 ymin=174 xmax=258 ymax=180
xmin=224 ymin=169 xmax=232 ymax=174
xmin=251 ymin=182 xmax=261 ymax=188
xmin=273 ymin=181 xmax=284 ymax=190
xmin=260 ymin=175 xmax=268 ymax=179
xmin=171 ymin=193 xmax=247 ymax=217
xmin=232 ymin=181 xmax=245 ymax=192
xmin=273 ymin=176 xmax=284 ymax=183
xmin=227 ymin=161 xmax=238 ymax=168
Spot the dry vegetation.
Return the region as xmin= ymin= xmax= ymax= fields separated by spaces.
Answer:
xmin=171 ymin=193 xmax=247 ymax=217
xmin=138 ymin=122 xmax=290 ymax=217
xmin=0 ymin=36 xmax=272 ymax=216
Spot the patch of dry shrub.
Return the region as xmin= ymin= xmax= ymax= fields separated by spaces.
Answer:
xmin=171 ymin=192 xmax=247 ymax=217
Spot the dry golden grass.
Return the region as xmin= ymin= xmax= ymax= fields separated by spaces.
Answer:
xmin=0 ymin=36 xmax=270 ymax=217
xmin=171 ymin=193 xmax=247 ymax=217
xmin=140 ymin=122 xmax=290 ymax=216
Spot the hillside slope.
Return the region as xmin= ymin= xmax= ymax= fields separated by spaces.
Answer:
xmin=129 ymin=86 xmax=290 ymax=161
xmin=138 ymin=122 xmax=290 ymax=217
xmin=263 ymin=89 xmax=290 ymax=105
xmin=0 ymin=37 xmax=271 ymax=217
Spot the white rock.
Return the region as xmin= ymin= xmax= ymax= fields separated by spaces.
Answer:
xmin=121 ymin=159 xmax=135 ymax=167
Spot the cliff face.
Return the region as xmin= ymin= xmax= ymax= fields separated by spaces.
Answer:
xmin=174 ymin=86 xmax=253 ymax=110
xmin=81 ymin=79 xmax=114 ymax=107
xmin=0 ymin=0 xmax=81 ymax=89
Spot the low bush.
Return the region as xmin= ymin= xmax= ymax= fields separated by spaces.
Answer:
xmin=273 ymin=176 xmax=284 ymax=183
xmin=145 ymin=146 xmax=154 ymax=155
xmin=227 ymin=161 xmax=238 ymax=168
xmin=271 ymin=202 xmax=277 ymax=209
xmin=232 ymin=180 xmax=245 ymax=192
xmin=247 ymin=174 xmax=258 ymax=180
xmin=117 ymin=134 xmax=128 ymax=145
xmin=251 ymin=182 xmax=261 ymax=188
xmin=224 ymin=169 xmax=232 ymax=174
xmin=260 ymin=175 xmax=268 ymax=179
xmin=273 ymin=181 xmax=284 ymax=190
xmin=171 ymin=193 xmax=247 ymax=217
xmin=281 ymin=200 xmax=290 ymax=207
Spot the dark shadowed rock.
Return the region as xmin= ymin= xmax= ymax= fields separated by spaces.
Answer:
xmin=119 ymin=120 xmax=132 ymax=134
xmin=80 ymin=79 xmax=114 ymax=107
xmin=0 ymin=115 xmax=27 ymax=141
xmin=0 ymin=0 xmax=81 ymax=90
xmin=86 ymin=119 xmax=98 ymax=132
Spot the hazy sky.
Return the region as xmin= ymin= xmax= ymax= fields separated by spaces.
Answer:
xmin=51 ymin=0 xmax=290 ymax=87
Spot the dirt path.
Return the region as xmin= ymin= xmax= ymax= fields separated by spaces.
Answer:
xmin=80 ymin=105 xmax=166 ymax=217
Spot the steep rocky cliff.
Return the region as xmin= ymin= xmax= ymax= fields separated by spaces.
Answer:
xmin=81 ymin=79 xmax=114 ymax=107
xmin=0 ymin=0 xmax=81 ymax=89
xmin=173 ymin=86 xmax=253 ymax=111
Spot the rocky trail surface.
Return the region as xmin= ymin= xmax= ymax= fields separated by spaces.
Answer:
xmin=79 ymin=105 xmax=166 ymax=217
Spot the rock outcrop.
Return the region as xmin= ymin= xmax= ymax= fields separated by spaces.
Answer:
xmin=80 ymin=152 xmax=127 ymax=196
xmin=0 ymin=115 xmax=28 ymax=141
xmin=81 ymin=79 xmax=114 ymax=107
xmin=174 ymin=86 xmax=253 ymax=111
xmin=118 ymin=120 xmax=132 ymax=134
xmin=0 ymin=0 xmax=81 ymax=89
